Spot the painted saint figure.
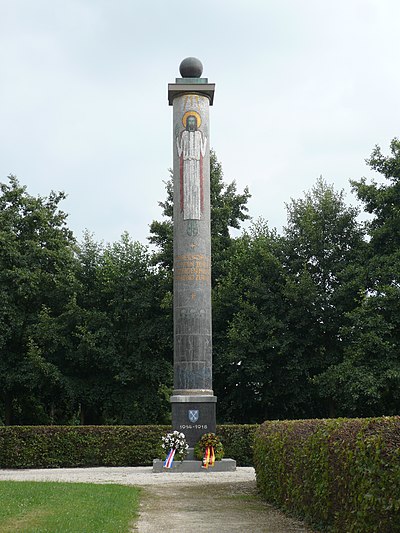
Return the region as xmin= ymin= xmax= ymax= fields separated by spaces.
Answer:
xmin=176 ymin=111 xmax=207 ymax=220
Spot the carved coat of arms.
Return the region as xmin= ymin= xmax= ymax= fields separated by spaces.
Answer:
xmin=188 ymin=409 xmax=199 ymax=423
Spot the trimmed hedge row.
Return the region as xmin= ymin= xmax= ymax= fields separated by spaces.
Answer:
xmin=218 ymin=424 xmax=258 ymax=466
xmin=0 ymin=424 xmax=257 ymax=468
xmin=254 ymin=417 xmax=400 ymax=533
xmin=0 ymin=426 xmax=169 ymax=468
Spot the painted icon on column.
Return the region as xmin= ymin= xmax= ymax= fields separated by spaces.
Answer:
xmin=176 ymin=110 xmax=207 ymax=220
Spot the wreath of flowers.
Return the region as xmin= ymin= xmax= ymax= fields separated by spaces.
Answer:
xmin=161 ymin=430 xmax=189 ymax=461
xmin=194 ymin=432 xmax=224 ymax=461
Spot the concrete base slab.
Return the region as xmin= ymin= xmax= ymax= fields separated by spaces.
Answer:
xmin=152 ymin=458 xmax=236 ymax=473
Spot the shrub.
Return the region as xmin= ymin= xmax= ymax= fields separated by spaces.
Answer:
xmin=254 ymin=417 xmax=400 ymax=533
xmin=0 ymin=426 xmax=169 ymax=468
xmin=0 ymin=424 xmax=257 ymax=468
xmin=217 ymin=424 xmax=258 ymax=466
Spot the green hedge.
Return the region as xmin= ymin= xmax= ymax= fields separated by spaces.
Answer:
xmin=0 ymin=424 xmax=257 ymax=469
xmin=254 ymin=417 xmax=400 ymax=533
xmin=217 ymin=424 xmax=258 ymax=466
xmin=0 ymin=426 xmax=169 ymax=468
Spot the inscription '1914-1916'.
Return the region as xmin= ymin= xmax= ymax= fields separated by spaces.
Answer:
xmin=175 ymin=253 xmax=210 ymax=283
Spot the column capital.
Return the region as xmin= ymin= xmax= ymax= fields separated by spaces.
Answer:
xmin=168 ymin=82 xmax=215 ymax=106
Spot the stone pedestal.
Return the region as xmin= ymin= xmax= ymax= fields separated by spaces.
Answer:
xmin=171 ymin=394 xmax=216 ymax=447
xmin=152 ymin=458 xmax=236 ymax=473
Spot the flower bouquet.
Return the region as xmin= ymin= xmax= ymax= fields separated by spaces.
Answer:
xmin=194 ymin=432 xmax=224 ymax=468
xmin=161 ymin=430 xmax=189 ymax=468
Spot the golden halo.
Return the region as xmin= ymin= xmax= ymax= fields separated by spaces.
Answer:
xmin=182 ymin=111 xmax=201 ymax=128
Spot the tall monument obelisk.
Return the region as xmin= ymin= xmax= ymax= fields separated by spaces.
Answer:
xmin=168 ymin=58 xmax=216 ymax=448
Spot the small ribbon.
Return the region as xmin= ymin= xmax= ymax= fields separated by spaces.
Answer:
xmin=209 ymin=446 xmax=215 ymax=467
xmin=163 ymin=448 xmax=176 ymax=469
xmin=202 ymin=446 xmax=215 ymax=469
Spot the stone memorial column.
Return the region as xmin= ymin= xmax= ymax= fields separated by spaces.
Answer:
xmin=168 ymin=58 xmax=216 ymax=448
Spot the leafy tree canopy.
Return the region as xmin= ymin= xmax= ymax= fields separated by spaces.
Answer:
xmin=0 ymin=176 xmax=77 ymax=424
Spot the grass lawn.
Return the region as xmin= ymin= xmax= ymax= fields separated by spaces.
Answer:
xmin=0 ymin=480 xmax=141 ymax=532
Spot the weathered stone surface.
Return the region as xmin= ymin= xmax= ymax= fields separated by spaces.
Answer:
xmin=171 ymin=398 xmax=216 ymax=446
xmin=152 ymin=458 xmax=236 ymax=473
xmin=172 ymin=92 xmax=213 ymax=393
xmin=179 ymin=57 xmax=203 ymax=78
xmin=168 ymin=61 xmax=220 ymax=456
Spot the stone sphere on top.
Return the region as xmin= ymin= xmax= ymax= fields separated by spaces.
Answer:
xmin=179 ymin=57 xmax=203 ymax=78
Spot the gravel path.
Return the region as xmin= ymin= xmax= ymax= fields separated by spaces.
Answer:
xmin=0 ymin=467 xmax=314 ymax=532
xmin=0 ymin=466 xmax=255 ymax=486
xmin=136 ymin=481 xmax=313 ymax=533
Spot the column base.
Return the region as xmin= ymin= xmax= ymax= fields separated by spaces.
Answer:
xmin=152 ymin=458 xmax=236 ymax=473
xmin=171 ymin=394 xmax=217 ymax=447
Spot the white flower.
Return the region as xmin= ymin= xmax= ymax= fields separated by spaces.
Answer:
xmin=161 ymin=431 xmax=188 ymax=458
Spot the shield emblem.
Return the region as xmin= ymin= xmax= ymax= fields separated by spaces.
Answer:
xmin=188 ymin=409 xmax=199 ymax=423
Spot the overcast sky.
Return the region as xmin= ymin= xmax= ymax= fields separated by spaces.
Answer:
xmin=1 ymin=0 xmax=399 ymax=245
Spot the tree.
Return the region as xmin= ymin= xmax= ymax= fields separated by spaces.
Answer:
xmin=97 ymin=233 xmax=172 ymax=423
xmin=315 ymin=286 xmax=400 ymax=416
xmin=0 ymin=176 xmax=77 ymax=424
xmin=34 ymin=231 xmax=173 ymax=425
xmin=282 ymin=177 xmax=366 ymax=416
xmin=351 ymin=138 xmax=400 ymax=285
xmin=318 ymin=139 xmax=400 ymax=415
xmin=213 ymin=222 xmax=290 ymax=422
xmin=214 ymin=178 xmax=366 ymax=422
xmin=36 ymin=231 xmax=115 ymax=425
